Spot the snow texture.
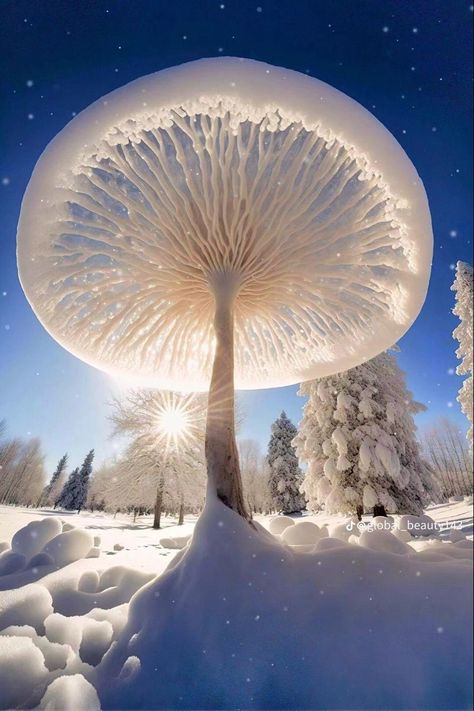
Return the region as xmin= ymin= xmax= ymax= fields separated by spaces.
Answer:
xmin=0 ymin=501 xmax=471 ymax=710
xmin=96 ymin=496 xmax=472 ymax=710
xmin=39 ymin=674 xmax=100 ymax=711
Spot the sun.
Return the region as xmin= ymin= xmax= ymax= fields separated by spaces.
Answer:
xmin=151 ymin=392 xmax=204 ymax=452
xmin=157 ymin=406 xmax=190 ymax=438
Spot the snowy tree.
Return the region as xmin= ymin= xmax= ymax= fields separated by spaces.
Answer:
xmin=56 ymin=450 xmax=94 ymax=512
xmin=56 ymin=467 xmax=80 ymax=510
xmin=422 ymin=417 xmax=473 ymax=499
xmin=110 ymin=390 xmax=206 ymax=528
xmin=40 ymin=453 xmax=68 ymax=507
xmin=0 ymin=431 xmax=46 ymax=506
xmin=267 ymin=412 xmax=305 ymax=514
xmin=452 ymin=261 xmax=473 ymax=453
xmin=238 ymin=439 xmax=272 ymax=514
xmin=294 ymin=350 xmax=438 ymax=516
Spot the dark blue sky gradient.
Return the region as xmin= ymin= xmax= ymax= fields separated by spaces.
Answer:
xmin=0 ymin=0 xmax=472 ymax=472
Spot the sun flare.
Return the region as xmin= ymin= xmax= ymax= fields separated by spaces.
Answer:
xmin=157 ymin=406 xmax=190 ymax=438
xmin=151 ymin=392 xmax=205 ymax=453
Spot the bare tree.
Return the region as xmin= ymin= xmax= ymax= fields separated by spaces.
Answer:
xmin=238 ymin=439 xmax=273 ymax=515
xmin=0 ymin=432 xmax=46 ymax=506
xmin=422 ymin=418 xmax=473 ymax=500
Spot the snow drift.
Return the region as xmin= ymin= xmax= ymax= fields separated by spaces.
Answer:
xmin=98 ymin=496 xmax=472 ymax=710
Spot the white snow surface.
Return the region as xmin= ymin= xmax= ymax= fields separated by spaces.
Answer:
xmin=0 ymin=499 xmax=472 ymax=709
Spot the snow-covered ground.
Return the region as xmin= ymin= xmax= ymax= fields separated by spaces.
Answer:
xmin=0 ymin=499 xmax=472 ymax=709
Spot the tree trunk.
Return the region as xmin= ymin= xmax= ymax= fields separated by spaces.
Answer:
xmin=178 ymin=501 xmax=184 ymax=526
xmin=153 ymin=476 xmax=164 ymax=529
xmin=373 ymin=504 xmax=387 ymax=517
xmin=356 ymin=504 xmax=364 ymax=521
xmin=205 ymin=280 xmax=249 ymax=520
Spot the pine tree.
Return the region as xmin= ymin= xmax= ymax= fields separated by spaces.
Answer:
xmin=75 ymin=449 xmax=94 ymax=512
xmin=40 ymin=453 xmax=68 ymax=507
xmin=56 ymin=467 xmax=80 ymax=510
xmin=293 ymin=351 xmax=438 ymax=516
xmin=452 ymin=261 xmax=473 ymax=454
xmin=267 ymin=411 xmax=305 ymax=514
xmin=56 ymin=450 xmax=94 ymax=512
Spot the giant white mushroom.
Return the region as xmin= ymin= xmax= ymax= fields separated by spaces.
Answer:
xmin=17 ymin=58 xmax=432 ymax=520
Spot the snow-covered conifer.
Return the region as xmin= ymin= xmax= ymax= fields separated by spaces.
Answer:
xmin=294 ymin=351 xmax=437 ymax=516
xmin=267 ymin=412 xmax=305 ymax=514
xmin=452 ymin=261 xmax=473 ymax=453
xmin=56 ymin=450 xmax=93 ymax=512
xmin=56 ymin=467 xmax=80 ymax=510
xmin=75 ymin=449 xmax=94 ymax=512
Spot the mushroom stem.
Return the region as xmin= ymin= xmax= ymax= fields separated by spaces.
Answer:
xmin=205 ymin=288 xmax=249 ymax=520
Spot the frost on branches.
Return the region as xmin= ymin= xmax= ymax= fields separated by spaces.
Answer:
xmin=452 ymin=261 xmax=473 ymax=453
xmin=267 ymin=411 xmax=305 ymax=514
xmin=293 ymin=352 xmax=437 ymax=516
xmin=106 ymin=390 xmax=207 ymax=527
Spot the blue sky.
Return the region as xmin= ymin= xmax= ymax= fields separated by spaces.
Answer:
xmin=0 ymin=0 xmax=472 ymax=474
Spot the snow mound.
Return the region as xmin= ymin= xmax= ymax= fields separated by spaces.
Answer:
xmin=447 ymin=528 xmax=466 ymax=543
xmin=281 ymin=521 xmax=323 ymax=545
xmin=396 ymin=514 xmax=436 ymax=538
xmin=28 ymin=551 xmax=55 ymax=568
xmin=268 ymin=516 xmax=295 ymax=535
xmin=12 ymin=517 xmax=62 ymax=562
xmin=0 ymin=624 xmax=72 ymax=671
xmin=372 ymin=515 xmax=395 ymax=529
xmin=159 ymin=534 xmax=191 ymax=550
xmin=42 ymin=529 xmax=95 ymax=567
xmin=392 ymin=526 xmax=412 ymax=542
xmin=0 ymin=550 xmax=27 ymax=576
xmin=45 ymin=612 xmax=113 ymax=665
xmin=315 ymin=536 xmax=349 ymax=551
xmin=97 ymin=497 xmax=472 ymax=710
xmin=39 ymin=674 xmax=100 ymax=711
xmin=0 ymin=583 xmax=53 ymax=633
xmin=0 ymin=634 xmax=49 ymax=708
xmin=358 ymin=528 xmax=411 ymax=555
xmin=328 ymin=519 xmax=359 ymax=542
xmin=52 ymin=566 xmax=154 ymax=616
xmin=86 ymin=604 xmax=129 ymax=639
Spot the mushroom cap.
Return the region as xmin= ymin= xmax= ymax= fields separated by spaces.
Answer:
xmin=17 ymin=57 xmax=432 ymax=391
